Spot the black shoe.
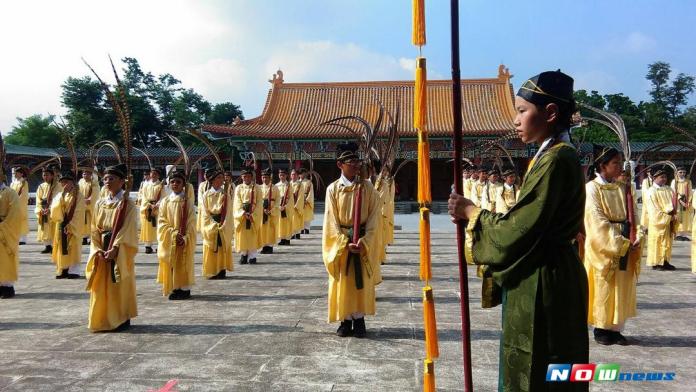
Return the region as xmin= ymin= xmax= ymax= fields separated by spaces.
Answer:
xmin=593 ymin=328 xmax=615 ymax=345
xmin=296 ymin=233 xmax=301 ymax=240
xmin=240 ymin=255 xmax=248 ymax=265
xmin=652 ymin=265 xmax=664 ymax=271
xmin=612 ymin=331 xmax=629 ymax=346
xmin=0 ymin=286 xmax=15 ymax=299
xmin=353 ymin=317 xmax=366 ymax=338
xmin=266 ymin=247 xmax=273 ymax=254
xmin=145 ymin=246 xmax=153 ymax=254
xmin=168 ymin=289 xmax=183 ymax=300
xmin=662 ymin=261 xmax=676 ymax=271
xmin=279 ymin=239 xmax=290 ymax=245
xmin=336 ymin=320 xmax=353 ymax=337
xmin=249 ymin=258 xmax=257 ymax=265
xmin=179 ymin=290 xmax=191 ymax=300
xmin=66 ymin=273 xmax=81 ymax=279
xmin=218 ymin=270 xmax=226 ymax=279
xmin=260 ymin=246 xmax=270 ymax=254
xmin=41 ymin=245 xmax=52 ymax=254
xmin=19 ymin=241 xmax=26 ymax=245
xmin=113 ymin=319 xmax=131 ymax=332
xmin=82 ymin=238 xmax=89 ymax=246
xmin=56 ymin=269 xmax=69 ymax=279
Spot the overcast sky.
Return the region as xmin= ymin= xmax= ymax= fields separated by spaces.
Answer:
xmin=1 ymin=0 xmax=694 ymax=134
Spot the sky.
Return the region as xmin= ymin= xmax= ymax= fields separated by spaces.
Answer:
xmin=1 ymin=0 xmax=694 ymax=134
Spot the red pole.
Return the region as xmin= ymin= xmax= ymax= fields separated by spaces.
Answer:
xmin=450 ymin=1 xmax=474 ymax=390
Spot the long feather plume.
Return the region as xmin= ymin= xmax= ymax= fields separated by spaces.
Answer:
xmin=166 ymin=134 xmax=191 ymax=178
xmin=186 ymin=128 xmax=224 ymax=173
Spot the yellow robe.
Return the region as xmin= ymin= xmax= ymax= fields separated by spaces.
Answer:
xmin=322 ymin=178 xmax=381 ymax=322
xmin=276 ymin=181 xmax=295 ymax=240
xmin=646 ymin=185 xmax=675 ymax=266
xmin=196 ymin=181 xmax=208 ymax=233
xmin=470 ymin=180 xmax=485 ymax=208
xmin=78 ymin=178 xmax=100 ymax=238
xmin=486 ymin=182 xmax=504 ymax=212
xmin=233 ymin=182 xmax=263 ymax=252
xmin=139 ymin=180 xmax=164 ymax=243
xmin=291 ymin=181 xmax=305 ymax=234
xmin=584 ymin=179 xmax=641 ymax=329
xmin=260 ymin=183 xmax=280 ymax=247
xmin=50 ymin=190 xmax=86 ymax=273
xmin=85 ymin=191 xmax=138 ymax=332
xmin=462 ymin=177 xmax=473 ymax=200
xmin=35 ymin=181 xmax=63 ymax=243
xmin=10 ymin=179 xmax=29 ymax=237
xmin=691 ymin=195 xmax=696 ymax=273
xmin=201 ymin=187 xmax=234 ymax=277
xmin=386 ymin=178 xmax=395 ymax=245
xmin=495 ymin=183 xmax=518 ymax=214
xmin=157 ymin=192 xmax=196 ymax=295
xmin=671 ymin=178 xmax=693 ymax=232
xmin=0 ymin=186 xmax=22 ymax=283
xmin=302 ymin=179 xmax=315 ymax=225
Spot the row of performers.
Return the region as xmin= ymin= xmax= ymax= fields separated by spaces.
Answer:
xmin=0 ymin=158 xmax=398 ymax=337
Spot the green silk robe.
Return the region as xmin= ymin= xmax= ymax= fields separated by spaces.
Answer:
xmin=465 ymin=143 xmax=589 ymax=392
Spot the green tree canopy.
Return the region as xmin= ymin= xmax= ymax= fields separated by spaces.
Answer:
xmin=4 ymin=114 xmax=62 ymax=147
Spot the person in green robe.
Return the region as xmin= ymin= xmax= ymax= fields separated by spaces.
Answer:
xmin=449 ymin=70 xmax=589 ymax=392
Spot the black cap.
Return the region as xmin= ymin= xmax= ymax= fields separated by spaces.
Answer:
xmin=42 ymin=166 xmax=56 ymax=175
xmin=487 ymin=168 xmax=500 ymax=176
xmin=13 ymin=166 xmax=28 ymax=176
xmin=261 ymin=167 xmax=272 ymax=177
xmin=677 ymin=166 xmax=687 ymax=172
xmin=150 ymin=167 xmax=163 ymax=176
xmin=104 ymin=164 xmax=127 ymax=179
xmin=502 ymin=169 xmax=516 ymax=177
xmin=168 ymin=169 xmax=186 ymax=182
xmin=240 ymin=167 xmax=254 ymax=175
xmin=205 ymin=167 xmax=222 ymax=181
xmin=336 ymin=142 xmax=359 ymax=162
xmin=652 ymin=165 xmax=670 ymax=178
xmin=59 ymin=171 xmax=75 ymax=182
xmin=278 ymin=167 xmax=288 ymax=174
xmin=517 ymin=70 xmax=575 ymax=108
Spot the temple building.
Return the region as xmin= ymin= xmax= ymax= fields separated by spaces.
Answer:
xmin=203 ymin=65 xmax=520 ymax=200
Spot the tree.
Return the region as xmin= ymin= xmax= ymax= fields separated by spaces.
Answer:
xmin=646 ymin=61 xmax=671 ymax=109
xmin=209 ymin=102 xmax=244 ymax=125
xmin=4 ymin=114 xmax=62 ymax=147
xmin=667 ymin=73 xmax=695 ymax=118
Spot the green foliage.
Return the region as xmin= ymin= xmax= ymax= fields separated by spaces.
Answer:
xmin=58 ymin=57 xmax=243 ymax=148
xmin=574 ymin=61 xmax=695 ymax=143
xmin=4 ymin=114 xmax=62 ymax=147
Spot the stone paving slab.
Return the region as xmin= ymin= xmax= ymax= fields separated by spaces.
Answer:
xmin=0 ymin=212 xmax=695 ymax=391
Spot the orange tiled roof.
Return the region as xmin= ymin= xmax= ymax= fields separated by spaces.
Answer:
xmin=204 ymin=65 xmax=516 ymax=139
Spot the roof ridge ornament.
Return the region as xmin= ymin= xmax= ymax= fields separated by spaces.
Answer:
xmin=269 ymin=69 xmax=284 ymax=87
xmin=498 ymin=64 xmax=512 ymax=81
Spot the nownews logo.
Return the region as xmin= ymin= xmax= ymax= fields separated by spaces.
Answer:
xmin=547 ymin=364 xmax=676 ymax=382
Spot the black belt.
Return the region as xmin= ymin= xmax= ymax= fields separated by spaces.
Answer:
xmin=340 ymin=224 xmax=366 ymax=290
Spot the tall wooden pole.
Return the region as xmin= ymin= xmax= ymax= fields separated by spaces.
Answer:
xmin=449 ymin=1 xmax=474 ymax=390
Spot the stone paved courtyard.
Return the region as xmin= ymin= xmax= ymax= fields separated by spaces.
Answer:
xmin=1 ymin=211 xmax=695 ymax=391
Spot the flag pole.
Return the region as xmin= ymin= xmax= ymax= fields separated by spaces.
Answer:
xmin=449 ymin=1 xmax=473 ymax=390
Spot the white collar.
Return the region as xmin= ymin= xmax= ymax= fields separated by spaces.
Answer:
xmin=532 ymin=131 xmax=572 ymax=165
xmin=339 ymin=174 xmax=354 ymax=187
xmin=652 ymin=182 xmax=664 ymax=189
xmin=504 ymin=183 xmax=515 ymax=190
xmin=594 ymin=173 xmax=612 ymax=185
xmin=107 ymin=189 xmax=124 ymax=202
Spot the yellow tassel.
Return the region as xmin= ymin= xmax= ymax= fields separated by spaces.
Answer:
xmin=423 ymin=286 xmax=439 ymax=359
xmin=419 ymin=207 xmax=431 ymax=281
xmin=414 ymin=57 xmax=428 ymax=130
xmin=412 ymin=0 xmax=426 ymax=46
xmin=417 ymin=132 xmax=432 ymax=204
xmin=423 ymin=359 xmax=435 ymax=392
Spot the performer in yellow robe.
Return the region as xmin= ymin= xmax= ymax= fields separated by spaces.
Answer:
xmin=583 ymin=148 xmax=643 ymax=345
xmin=196 ymin=179 xmax=208 ymax=233
xmin=671 ymin=167 xmax=692 ymax=241
xmin=156 ymin=170 xmax=196 ymax=299
xmin=50 ymin=172 xmax=86 ymax=279
xmin=10 ymin=166 xmax=29 ymax=245
xmin=85 ymin=164 xmax=138 ymax=332
xmin=290 ymin=169 xmax=305 ymax=239
xmin=386 ymin=177 xmax=395 ymax=246
xmin=276 ymin=168 xmax=295 ymax=246
xmin=495 ymin=169 xmax=519 ymax=214
xmin=462 ymin=167 xmax=473 ymax=199
xmin=78 ymin=170 xmax=100 ymax=245
xmin=323 ymin=143 xmax=381 ymax=338
xmin=259 ymin=168 xmax=279 ymax=254
xmin=200 ymin=168 xmax=235 ymax=279
xmin=234 ymin=168 xmax=263 ymax=264
xmin=691 ymin=194 xmax=696 ymax=273
xmin=139 ymin=168 xmax=164 ymax=254
xmin=469 ymin=168 xmax=487 ymax=208
xmin=484 ymin=169 xmax=504 ymax=212
xmin=0 ymin=172 xmax=22 ymax=298
xmin=646 ymin=167 xmax=677 ymax=271
xmin=300 ymin=168 xmax=315 ymax=234
xmin=35 ymin=167 xmax=62 ymax=254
